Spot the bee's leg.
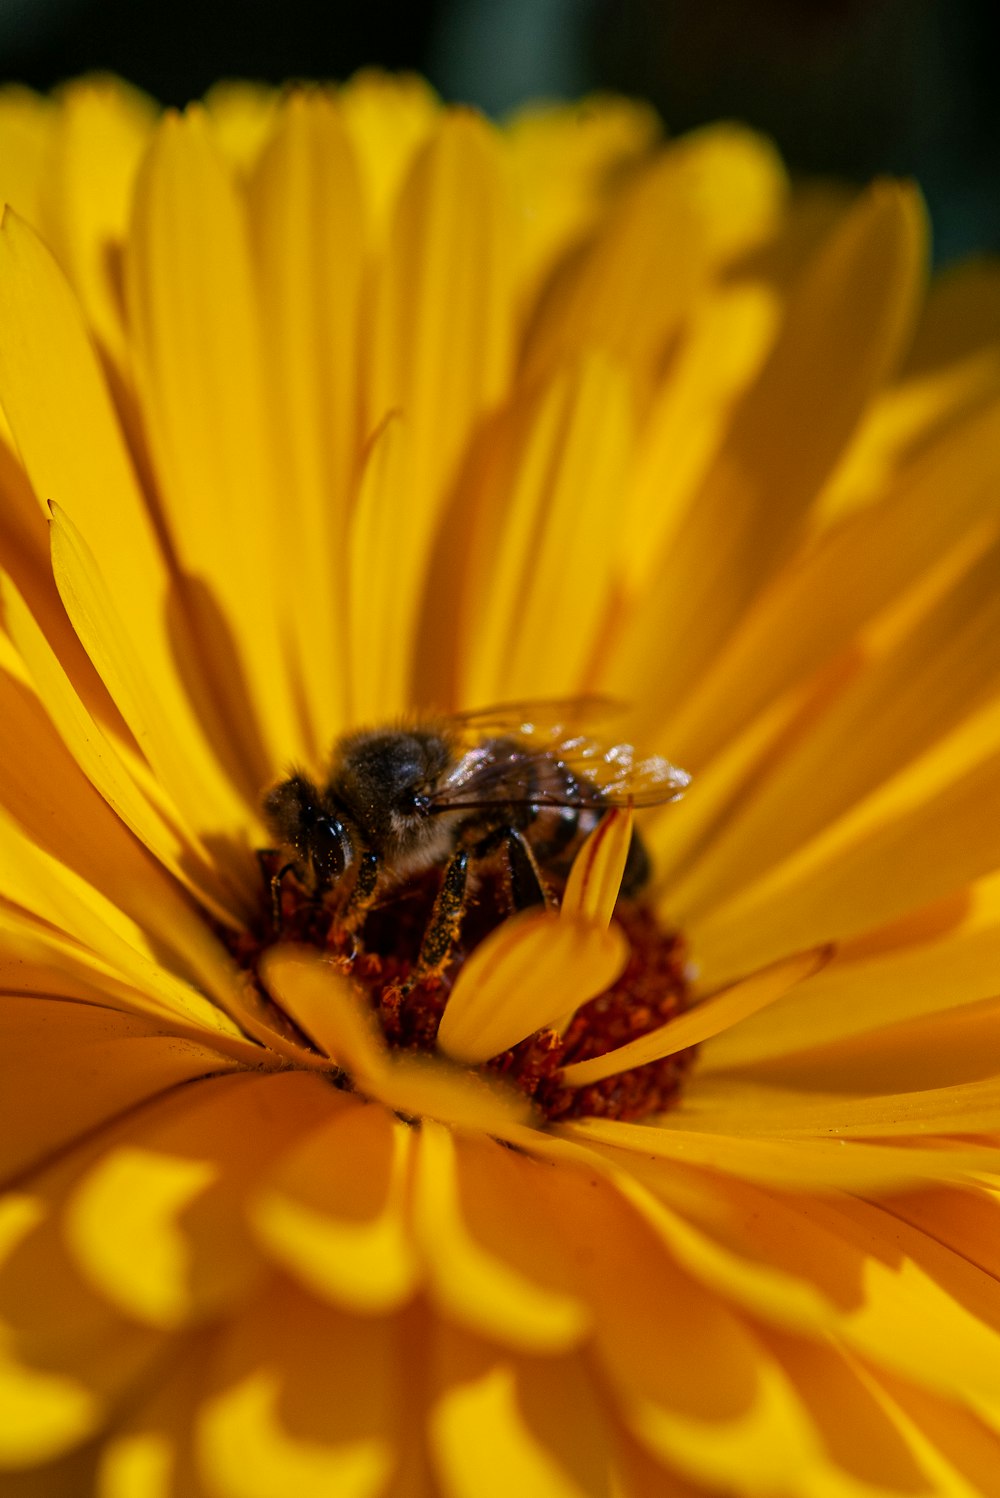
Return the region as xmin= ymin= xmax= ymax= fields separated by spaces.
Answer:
xmin=336 ymin=850 xmax=381 ymax=937
xmin=403 ymin=848 xmax=470 ymax=990
xmin=619 ymin=825 xmax=651 ymax=899
xmin=500 ymin=827 xmax=553 ymax=911
xmin=258 ymin=851 xmax=301 ymax=934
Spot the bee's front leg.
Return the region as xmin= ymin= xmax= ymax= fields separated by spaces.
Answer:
xmin=335 ymin=850 xmax=381 ymax=938
xmin=257 ymin=849 xmax=303 ymax=934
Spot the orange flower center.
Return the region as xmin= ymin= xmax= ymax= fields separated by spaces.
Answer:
xmin=230 ymin=858 xmax=697 ymax=1122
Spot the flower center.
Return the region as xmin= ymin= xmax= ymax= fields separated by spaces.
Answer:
xmin=231 ymin=858 xmax=696 ymax=1123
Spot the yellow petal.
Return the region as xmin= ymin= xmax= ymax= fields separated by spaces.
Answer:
xmin=1 ymin=569 xmax=241 ymax=925
xmin=429 ymin=1323 xmax=613 ymax=1498
xmin=259 ymin=946 xmax=388 ymax=1084
xmin=0 ymin=86 xmax=53 ymax=229
xmin=566 ymin=1118 xmax=998 ymax=1190
xmin=0 ymin=422 xmax=72 ymax=669
xmin=196 ymin=1281 xmax=397 ymax=1498
xmin=505 ymin=94 xmax=661 ymax=303
xmin=338 ymin=71 xmax=438 ymax=234
xmin=873 ymin=1369 xmax=1000 ymax=1498
xmin=606 ymin=1164 xmax=841 ymax=1337
xmin=0 ymin=1203 xmax=165 ymax=1463
xmin=61 ymin=1073 xmax=336 ymax=1329
xmin=98 ymin=1332 xmax=210 ymax=1498
xmin=381 ymin=1052 xmax=535 ymax=1137
xmin=0 ymin=996 xmax=246 ymax=1187
xmin=250 ymin=1100 xmax=419 ymax=1313
xmin=818 ymin=256 xmax=1000 ymax=526
xmin=661 ymin=396 xmax=1000 ymax=769
xmin=561 ymin=806 xmax=633 ymax=929
xmin=456 ymin=353 xmax=634 ymax=705
xmin=805 ymin=1194 xmax=1000 ymax=1412
xmin=437 ymin=908 xmax=628 ymax=1064
xmin=535 ymin=1163 xmax=825 ymax=1492
xmin=560 ymin=946 xmax=826 ymax=1088
xmin=524 ymin=123 xmax=785 ymax=384
xmin=707 ymin=994 xmax=1000 ymax=1109
xmin=762 ymin=1329 xmax=958 ymax=1495
xmin=38 ymin=78 xmax=156 ymax=369
xmin=125 ymin=106 xmax=300 ymax=779
xmin=202 ymin=80 xmax=278 ymax=173
xmin=64 ymin=1148 xmax=218 ymax=1327
xmin=702 ymin=876 xmax=1000 ymax=1068
xmin=689 ymin=704 xmax=1000 ymax=987
xmin=613 ymin=180 xmax=927 ymax=729
xmin=672 ymin=528 xmax=1000 ymax=926
xmin=0 ymin=805 xmax=244 ymax=1036
xmin=366 ymin=109 xmax=515 ymax=582
xmin=0 ymin=1356 xmax=98 ymax=1466
xmin=413 ymin=1123 xmax=589 ymax=1353
xmin=259 ymin=943 xmax=534 ymax=1131
xmin=248 ymin=92 xmax=364 ymax=750
xmin=0 ymin=208 xmax=250 ymax=844
xmin=907 ymin=256 xmax=1000 ymax=377
xmin=617 ymin=281 xmax=779 ymax=597
xmin=672 ymin=1073 xmax=1000 ymax=1139
xmin=347 ymin=413 xmax=416 ymax=721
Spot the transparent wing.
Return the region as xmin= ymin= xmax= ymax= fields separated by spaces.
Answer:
xmin=429 ymin=732 xmax=690 ymax=814
xmin=444 ymin=695 xmax=624 ymax=736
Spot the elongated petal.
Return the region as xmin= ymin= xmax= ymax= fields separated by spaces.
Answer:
xmin=347 ymin=414 xmax=416 ymax=721
xmin=249 ymin=1101 xmax=420 ymax=1313
xmin=367 ymin=109 xmax=515 ymax=574
xmin=248 ymin=93 xmax=364 ymax=749
xmin=429 ymin=1323 xmax=614 ymax=1498
xmin=126 ymin=108 xmax=300 ymax=779
xmin=561 ymin=808 xmax=632 ymax=929
xmin=0 ymin=209 xmax=250 ymax=841
xmin=437 ymin=909 xmax=628 ymax=1065
xmin=258 ymin=947 xmax=388 ymax=1084
xmin=567 ymin=1119 xmax=1000 ymax=1190
xmin=62 ymin=1074 xmax=333 ymax=1329
xmin=456 ymin=354 xmax=633 ymax=704
xmin=700 ymin=873 xmax=1000 ymax=1069
xmin=524 ymin=124 xmax=785 ymax=384
xmin=671 ymin=529 xmax=1000 ymax=923
xmin=413 ymin=1123 xmax=589 ymax=1353
xmin=672 ymin=1074 xmax=1000 ymax=1139
xmin=613 ymin=180 xmax=927 ymax=725
xmin=195 ymin=1281 xmax=398 ymax=1498
xmin=689 ymin=703 xmax=1000 ymax=986
xmin=0 ymin=806 xmax=244 ymax=1036
xmin=38 ymin=78 xmax=155 ymax=369
xmin=0 ymin=997 xmax=245 ymax=1187
xmin=560 ymin=947 xmax=825 ymax=1088
xmin=0 ymin=571 xmax=242 ymax=925
xmin=661 ymin=397 xmax=1000 ymax=768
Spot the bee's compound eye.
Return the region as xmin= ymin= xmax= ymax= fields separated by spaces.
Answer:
xmin=311 ymin=818 xmax=349 ymax=883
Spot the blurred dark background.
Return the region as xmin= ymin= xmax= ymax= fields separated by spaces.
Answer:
xmin=2 ymin=0 xmax=998 ymax=262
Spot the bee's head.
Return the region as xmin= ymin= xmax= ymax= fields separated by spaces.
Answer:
xmin=330 ymin=730 xmax=452 ymax=851
xmin=264 ymin=773 xmax=352 ymax=886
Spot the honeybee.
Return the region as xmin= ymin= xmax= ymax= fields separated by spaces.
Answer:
xmin=263 ymin=700 xmax=689 ymax=984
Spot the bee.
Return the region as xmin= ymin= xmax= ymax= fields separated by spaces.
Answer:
xmin=263 ymin=700 xmax=689 ymax=986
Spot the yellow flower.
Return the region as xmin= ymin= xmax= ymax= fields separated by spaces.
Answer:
xmin=2 ymin=70 xmax=1000 ymax=1498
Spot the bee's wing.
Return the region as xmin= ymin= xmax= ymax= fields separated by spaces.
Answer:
xmin=573 ymin=744 xmax=691 ymax=807
xmin=444 ymin=695 xmax=624 ymax=736
xmin=428 ymin=736 xmax=689 ymax=813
